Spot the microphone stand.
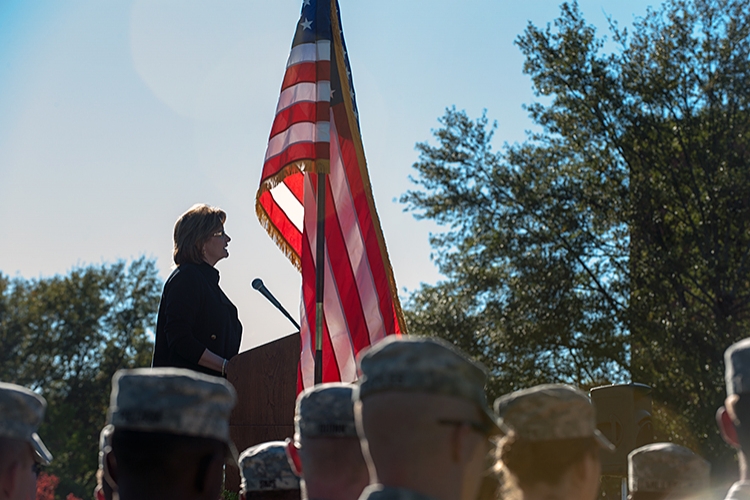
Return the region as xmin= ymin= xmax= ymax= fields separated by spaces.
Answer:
xmin=251 ymin=279 xmax=300 ymax=331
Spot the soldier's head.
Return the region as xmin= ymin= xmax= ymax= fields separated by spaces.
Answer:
xmin=286 ymin=383 xmax=368 ymax=500
xmin=493 ymin=384 xmax=613 ymax=500
xmin=627 ymin=443 xmax=710 ymax=500
xmin=0 ymin=382 xmax=52 ymax=500
xmin=354 ymin=336 xmax=501 ymax=500
xmin=239 ymin=441 xmax=300 ymax=500
xmin=104 ymin=368 xmax=237 ymax=500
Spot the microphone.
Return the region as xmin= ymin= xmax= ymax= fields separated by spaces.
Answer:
xmin=251 ymin=278 xmax=301 ymax=331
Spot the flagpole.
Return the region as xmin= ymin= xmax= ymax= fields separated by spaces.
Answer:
xmin=314 ymin=170 xmax=326 ymax=385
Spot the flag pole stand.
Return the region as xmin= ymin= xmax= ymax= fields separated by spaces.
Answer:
xmin=314 ymin=171 xmax=326 ymax=385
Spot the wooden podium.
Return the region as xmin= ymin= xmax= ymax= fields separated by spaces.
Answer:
xmin=225 ymin=332 xmax=300 ymax=493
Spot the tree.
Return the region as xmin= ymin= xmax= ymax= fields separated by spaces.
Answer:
xmin=0 ymin=257 xmax=161 ymax=498
xmin=402 ymin=0 xmax=750 ymax=468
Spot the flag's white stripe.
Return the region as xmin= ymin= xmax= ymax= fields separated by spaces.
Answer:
xmin=276 ymin=81 xmax=331 ymax=114
xmin=329 ymin=118 xmax=387 ymax=344
xmin=316 ymin=81 xmax=332 ymax=103
xmin=286 ymin=40 xmax=331 ymax=67
xmin=269 ymin=181 xmax=304 ymax=233
xmin=299 ymin=289 xmax=315 ymax=389
xmin=265 ymin=121 xmax=331 ymax=161
xmin=322 ymin=248 xmax=357 ymax=382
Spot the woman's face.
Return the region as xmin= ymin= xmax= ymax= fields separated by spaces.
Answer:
xmin=202 ymin=227 xmax=231 ymax=266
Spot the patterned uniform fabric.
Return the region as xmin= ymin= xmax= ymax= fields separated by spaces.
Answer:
xmin=355 ymin=336 xmax=502 ymax=434
xmin=494 ymin=384 xmax=614 ymax=450
xmin=240 ymin=441 xmax=300 ymax=492
xmin=295 ymin=382 xmax=357 ymax=439
xmin=107 ymin=367 xmax=238 ymax=462
xmin=628 ymin=442 xmax=710 ymax=494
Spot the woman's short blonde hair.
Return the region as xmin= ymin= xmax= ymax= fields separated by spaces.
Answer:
xmin=173 ymin=204 xmax=226 ymax=265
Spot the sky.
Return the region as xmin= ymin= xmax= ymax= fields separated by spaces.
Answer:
xmin=0 ymin=0 xmax=656 ymax=351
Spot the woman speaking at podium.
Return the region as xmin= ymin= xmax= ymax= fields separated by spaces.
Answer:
xmin=152 ymin=204 xmax=242 ymax=377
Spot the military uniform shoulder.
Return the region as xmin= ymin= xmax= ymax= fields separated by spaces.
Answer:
xmin=359 ymin=484 xmax=439 ymax=500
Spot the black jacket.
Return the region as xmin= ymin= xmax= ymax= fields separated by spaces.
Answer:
xmin=152 ymin=262 xmax=242 ymax=376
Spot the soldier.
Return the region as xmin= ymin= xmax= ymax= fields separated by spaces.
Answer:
xmin=628 ymin=443 xmax=710 ymax=500
xmin=102 ymin=367 xmax=237 ymax=500
xmin=285 ymin=383 xmax=368 ymax=500
xmin=239 ymin=441 xmax=300 ymax=500
xmin=287 ymin=383 xmax=370 ymax=500
xmin=0 ymin=382 xmax=53 ymax=500
xmin=354 ymin=336 xmax=502 ymax=500
xmin=94 ymin=425 xmax=113 ymax=500
xmin=718 ymin=338 xmax=750 ymax=499
xmin=492 ymin=384 xmax=614 ymax=500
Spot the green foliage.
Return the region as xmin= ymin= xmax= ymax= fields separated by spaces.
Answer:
xmin=402 ymin=0 xmax=750 ymax=468
xmin=222 ymin=489 xmax=240 ymax=500
xmin=402 ymin=105 xmax=629 ymax=397
xmin=0 ymin=257 xmax=161 ymax=499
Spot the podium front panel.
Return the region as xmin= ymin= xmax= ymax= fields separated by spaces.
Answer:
xmin=225 ymin=332 xmax=300 ymax=493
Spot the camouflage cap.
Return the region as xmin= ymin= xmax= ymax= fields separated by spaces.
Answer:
xmin=295 ymin=382 xmax=357 ymax=439
xmin=725 ymin=338 xmax=750 ymax=396
xmin=107 ymin=368 xmax=238 ymax=461
xmin=239 ymin=441 xmax=300 ymax=492
xmin=494 ymin=384 xmax=614 ymax=450
xmin=628 ymin=443 xmax=710 ymax=493
xmin=0 ymin=382 xmax=53 ymax=465
xmin=356 ymin=336 xmax=501 ymax=434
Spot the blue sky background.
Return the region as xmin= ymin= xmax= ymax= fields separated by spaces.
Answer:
xmin=0 ymin=0 xmax=655 ymax=350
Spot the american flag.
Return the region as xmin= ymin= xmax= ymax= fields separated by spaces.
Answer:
xmin=256 ymin=0 xmax=405 ymax=390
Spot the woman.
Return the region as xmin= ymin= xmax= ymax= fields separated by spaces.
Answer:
xmin=152 ymin=204 xmax=242 ymax=377
xmin=491 ymin=384 xmax=612 ymax=500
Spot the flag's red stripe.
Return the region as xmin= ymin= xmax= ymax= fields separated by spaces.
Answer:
xmin=296 ymin=357 xmax=304 ymax=394
xmin=301 ymin=207 xmax=343 ymax=383
xmin=331 ymin=103 xmax=400 ymax=334
xmin=262 ymin=142 xmax=330 ymax=180
xmin=258 ymin=202 xmax=301 ymax=252
xmin=283 ymin=171 xmax=305 ymax=205
xmin=256 ymin=172 xmax=304 ymax=264
xmin=300 ymin=231 xmax=320 ymax=383
xmin=258 ymin=190 xmax=300 ymax=240
xmin=321 ymin=320 xmax=342 ymax=382
xmin=325 ymin=114 xmax=387 ymax=346
xmin=322 ymin=178 xmax=372 ymax=353
xmin=270 ymin=101 xmax=330 ymax=138
xmin=258 ymin=190 xmax=303 ymax=256
xmin=282 ymin=61 xmax=331 ymax=91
